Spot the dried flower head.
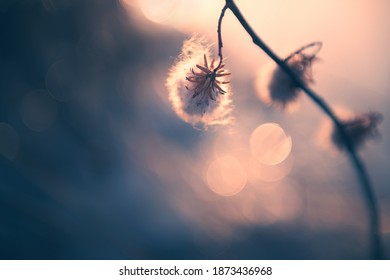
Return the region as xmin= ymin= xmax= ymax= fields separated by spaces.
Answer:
xmin=255 ymin=42 xmax=321 ymax=110
xmin=166 ymin=36 xmax=233 ymax=128
xmin=332 ymin=112 xmax=383 ymax=150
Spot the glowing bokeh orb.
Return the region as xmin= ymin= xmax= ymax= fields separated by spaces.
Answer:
xmin=250 ymin=123 xmax=292 ymax=165
xmin=206 ymin=155 xmax=247 ymax=197
xmin=137 ymin=0 xmax=179 ymax=23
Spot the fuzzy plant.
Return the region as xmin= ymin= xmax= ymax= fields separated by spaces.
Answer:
xmin=166 ymin=0 xmax=384 ymax=259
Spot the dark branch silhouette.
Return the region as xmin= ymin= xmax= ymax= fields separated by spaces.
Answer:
xmin=220 ymin=0 xmax=383 ymax=259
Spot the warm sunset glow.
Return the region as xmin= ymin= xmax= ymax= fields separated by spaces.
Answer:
xmin=242 ymin=183 xmax=301 ymax=225
xmin=122 ymin=0 xmax=389 ymax=258
xmin=3 ymin=0 xmax=390 ymax=261
xmin=250 ymin=123 xmax=292 ymax=166
xmin=137 ymin=0 xmax=179 ymax=23
xmin=246 ymin=156 xmax=293 ymax=183
xmin=206 ymin=155 xmax=247 ymax=196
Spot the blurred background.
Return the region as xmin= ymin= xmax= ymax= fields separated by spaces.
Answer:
xmin=0 ymin=0 xmax=389 ymax=259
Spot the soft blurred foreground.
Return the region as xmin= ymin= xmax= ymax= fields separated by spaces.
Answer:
xmin=0 ymin=0 xmax=389 ymax=259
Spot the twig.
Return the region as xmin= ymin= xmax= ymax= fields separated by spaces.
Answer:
xmin=222 ymin=0 xmax=383 ymax=259
xmin=215 ymin=3 xmax=229 ymax=71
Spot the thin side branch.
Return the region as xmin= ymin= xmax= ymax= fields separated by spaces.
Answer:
xmin=215 ymin=3 xmax=229 ymax=71
xmin=223 ymin=0 xmax=383 ymax=259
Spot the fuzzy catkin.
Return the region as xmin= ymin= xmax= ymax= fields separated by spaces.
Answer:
xmin=256 ymin=50 xmax=318 ymax=110
xmin=166 ymin=36 xmax=233 ymax=128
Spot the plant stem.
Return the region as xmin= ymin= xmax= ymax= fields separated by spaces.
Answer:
xmin=223 ymin=0 xmax=383 ymax=259
xmin=215 ymin=3 xmax=229 ymax=71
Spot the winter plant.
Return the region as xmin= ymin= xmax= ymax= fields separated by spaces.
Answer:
xmin=166 ymin=0 xmax=384 ymax=259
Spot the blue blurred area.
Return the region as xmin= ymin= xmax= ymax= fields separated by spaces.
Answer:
xmin=0 ymin=0 xmax=387 ymax=259
xmin=0 ymin=0 xmax=192 ymax=259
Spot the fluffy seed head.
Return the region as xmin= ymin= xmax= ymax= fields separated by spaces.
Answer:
xmin=332 ymin=112 xmax=383 ymax=150
xmin=255 ymin=42 xmax=321 ymax=110
xmin=166 ymin=36 xmax=233 ymax=128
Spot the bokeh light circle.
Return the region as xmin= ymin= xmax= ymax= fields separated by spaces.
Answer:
xmin=206 ymin=155 xmax=247 ymax=197
xmin=0 ymin=123 xmax=19 ymax=160
xmin=46 ymin=59 xmax=78 ymax=102
xmin=137 ymin=0 xmax=179 ymax=23
xmin=20 ymin=90 xmax=57 ymax=132
xmin=250 ymin=123 xmax=292 ymax=165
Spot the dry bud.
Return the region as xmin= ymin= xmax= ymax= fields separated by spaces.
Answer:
xmin=332 ymin=112 xmax=383 ymax=150
xmin=255 ymin=42 xmax=321 ymax=110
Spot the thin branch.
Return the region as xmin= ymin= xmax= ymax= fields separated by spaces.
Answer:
xmin=215 ymin=3 xmax=229 ymax=71
xmin=223 ymin=0 xmax=383 ymax=259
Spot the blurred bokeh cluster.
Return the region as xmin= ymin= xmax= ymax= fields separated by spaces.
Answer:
xmin=1 ymin=0 xmax=389 ymax=259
